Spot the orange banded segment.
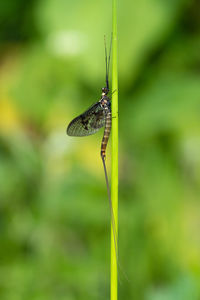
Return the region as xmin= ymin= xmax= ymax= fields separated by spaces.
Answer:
xmin=101 ymin=111 xmax=112 ymax=158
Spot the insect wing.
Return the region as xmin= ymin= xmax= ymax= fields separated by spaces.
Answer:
xmin=67 ymin=102 xmax=105 ymax=136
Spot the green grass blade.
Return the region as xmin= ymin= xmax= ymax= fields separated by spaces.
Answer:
xmin=111 ymin=0 xmax=118 ymax=298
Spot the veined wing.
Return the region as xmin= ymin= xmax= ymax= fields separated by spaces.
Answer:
xmin=67 ymin=102 xmax=105 ymax=136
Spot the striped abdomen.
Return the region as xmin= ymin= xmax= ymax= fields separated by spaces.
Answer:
xmin=101 ymin=109 xmax=112 ymax=159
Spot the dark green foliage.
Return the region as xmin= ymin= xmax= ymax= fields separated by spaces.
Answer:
xmin=0 ymin=0 xmax=200 ymax=299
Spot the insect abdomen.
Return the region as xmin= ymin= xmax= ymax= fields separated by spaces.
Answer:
xmin=101 ymin=110 xmax=111 ymax=158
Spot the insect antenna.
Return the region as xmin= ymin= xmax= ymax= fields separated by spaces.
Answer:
xmin=107 ymin=34 xmax=112 ymax=88
xmin=104 ymin=35 xmax=109 ymax=90
xmin=104 ymin=35 xmax=112 ymax=91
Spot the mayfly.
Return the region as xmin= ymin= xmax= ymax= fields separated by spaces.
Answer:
xmin=67 ymin=37 xmax=112 ymax=160
xmin=66 ymin=36 xmax=120 ymax=280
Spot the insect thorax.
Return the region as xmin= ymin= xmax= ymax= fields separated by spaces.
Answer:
xmin=100 ymin=95 xmax=111 ymax=110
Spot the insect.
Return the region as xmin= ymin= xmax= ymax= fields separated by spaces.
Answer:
xmin=67 ymin=39 xmax=112 ymax=160
xmin=66 ymin=36 xmax=122 ymax=281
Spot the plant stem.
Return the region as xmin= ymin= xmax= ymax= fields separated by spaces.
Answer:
xmin=111 ymin=0 xmax=118 ymax=298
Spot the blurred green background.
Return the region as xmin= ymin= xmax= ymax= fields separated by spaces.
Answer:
xmin=0 ymin=0 xmax=200 ymax=299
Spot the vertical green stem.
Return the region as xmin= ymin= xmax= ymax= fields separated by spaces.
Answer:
xmin=111 ymin=0 xmax=118 ymax=299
